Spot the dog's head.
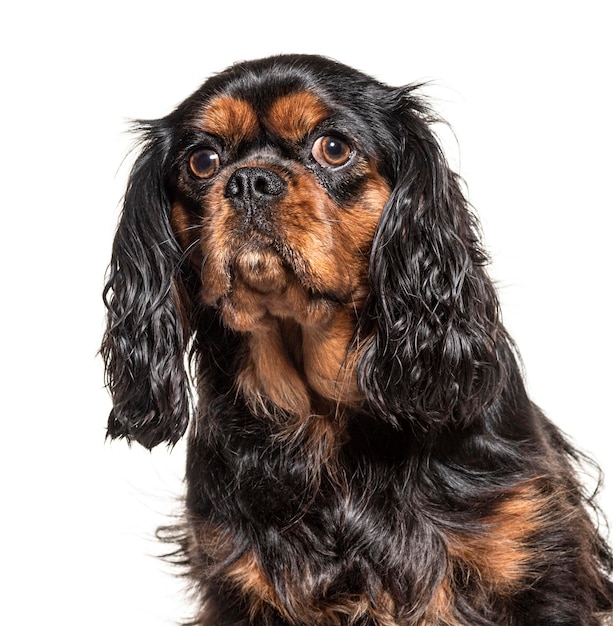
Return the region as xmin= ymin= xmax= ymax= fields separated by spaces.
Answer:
xmin=102 ymin=55 xmax=504 ymax=448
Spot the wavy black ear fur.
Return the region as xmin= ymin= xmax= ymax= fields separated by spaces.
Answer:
xmin=101 ymin=122 xmax=192 ymax=449
xmin=359 ymin=88 xmax=505 ymax=432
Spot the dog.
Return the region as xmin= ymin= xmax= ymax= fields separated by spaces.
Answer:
xmin=102 ymin=55 xmax=613 ymax=625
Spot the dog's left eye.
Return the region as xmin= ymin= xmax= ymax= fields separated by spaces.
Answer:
xmin=312 ymin=135 xmax=352 ymax=167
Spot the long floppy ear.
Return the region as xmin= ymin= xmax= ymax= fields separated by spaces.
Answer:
xmin=101 ymin=122 xmax=192 ymax=449
xmin=359 ymin=90 xmax=505 ymax=431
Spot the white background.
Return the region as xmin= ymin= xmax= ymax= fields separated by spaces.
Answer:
xmin=2 ymin=1 xmax=611 ymax=624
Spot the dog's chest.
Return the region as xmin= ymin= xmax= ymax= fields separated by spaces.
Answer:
xmin=185 ymin=434 xmax=461 ymax=625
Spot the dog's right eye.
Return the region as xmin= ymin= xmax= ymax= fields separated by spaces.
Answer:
xmin=188 ymin=149 xmax=220 ymax=179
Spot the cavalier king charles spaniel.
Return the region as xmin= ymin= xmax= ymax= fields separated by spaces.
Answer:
xmin=102 ymin=55 xmax=613 ymax=625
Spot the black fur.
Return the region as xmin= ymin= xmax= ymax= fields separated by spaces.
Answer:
xmin=102 ymin=55 xmax=613 ymax=625
xmin=102 ymin=122 xmax=192 ymax=448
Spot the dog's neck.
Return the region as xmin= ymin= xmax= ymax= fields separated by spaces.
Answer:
xmin=236 ymin=307 xmax=361 ymax=421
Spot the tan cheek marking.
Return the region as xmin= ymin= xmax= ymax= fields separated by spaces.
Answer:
xmin=200 ymin=96 xmax=258 ymax=144
xmin=265 ymin=91 xmax=330 ymax=141
xmin=298 ymin=173 xmax=391 ymax=406
xmin=198 ymin=175 xmax=239 ymax=305
xmin=170 ymin=201 xmax=203 ymax=262
xmin=170 ymin=202 xmax=192 ymax=248
xmin=330 ymin=173 xmax=391 ymax=292
xmin=276 ymin=169 xmax=390 ymax=297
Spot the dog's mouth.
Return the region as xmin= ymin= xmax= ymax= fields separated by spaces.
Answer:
xmin=206 ymin=239 xmax=345 ymax=332
xmin=231 ymin=240 xmax=350 ymax=303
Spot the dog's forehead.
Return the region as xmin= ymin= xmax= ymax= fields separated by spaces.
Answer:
xmin=195 ymin=88 xmax=331 ymax=145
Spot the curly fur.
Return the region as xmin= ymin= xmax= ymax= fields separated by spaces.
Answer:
xmin=102 ymin=55 xmax=613 ymax=625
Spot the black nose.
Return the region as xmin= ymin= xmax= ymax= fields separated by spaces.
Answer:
xmin=225 ymin=167 xmax=286 ymax=210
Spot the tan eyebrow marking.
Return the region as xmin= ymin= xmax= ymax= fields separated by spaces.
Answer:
xmin=199 ymin=96 xmax=259 ymax=144
xmin=265 ymin=91 xmax=330 ymax=142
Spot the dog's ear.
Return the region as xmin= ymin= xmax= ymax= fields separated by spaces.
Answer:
xmin=359 ymin=89 xmax=505 ymax=432
xmin=101 ymin=122 xmax=192 ymax=449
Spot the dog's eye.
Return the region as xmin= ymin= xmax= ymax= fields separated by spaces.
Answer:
xmin=188 ymin=149 xmax=220 ymax=179
xmin=312 ymin=135 xmax=352 ymax=167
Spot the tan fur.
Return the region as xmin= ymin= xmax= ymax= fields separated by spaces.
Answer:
xmin=237 ymin=321 xmax=311 ymax=418
xmin=421 ymin=579 xmax=462 ymax=626
xmin=447 ymin=479 xmax=552 ymax=594
xmin=192 ymin=158 xmax=390 ymax=427
xmin=265 ymin=91 xmax=330 ymax=141
xmin=225 ymin=550 xmax=293 ymax=622
xmin=198 ymin=96 xmax=259 ymax=144
xmin=227 ymin=552 xmax=400 ymax=626
xmin=302 ymin=307 xmax=362 ymax=405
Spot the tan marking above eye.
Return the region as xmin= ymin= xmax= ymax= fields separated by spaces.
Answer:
xmin=265 ymin=91 xmax=330 ymax=141
xmin=199 ymin=96 xmax=259 ymax=144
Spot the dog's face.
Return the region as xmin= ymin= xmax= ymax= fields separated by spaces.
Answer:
xmin=166 ymin=57 xmax=402 ymax=411
xmin=104 ymin=55 xmax=502 ymax=448
xmin=171 ymin=75 xmax=391 ymax=334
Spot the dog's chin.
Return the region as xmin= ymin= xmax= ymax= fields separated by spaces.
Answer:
xmin=232 ymin=243 xmax=288 ymax=295
xmin=211 ymin=243 xmax=340 ymax=333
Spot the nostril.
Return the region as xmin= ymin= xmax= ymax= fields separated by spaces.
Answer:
xmin=254 ymin=175 xmax=270 ymax=195
xmin=254 ymin=170 xmax=285 ymax=197
xmin=225 ymin=175 xmax=243 ymax=198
